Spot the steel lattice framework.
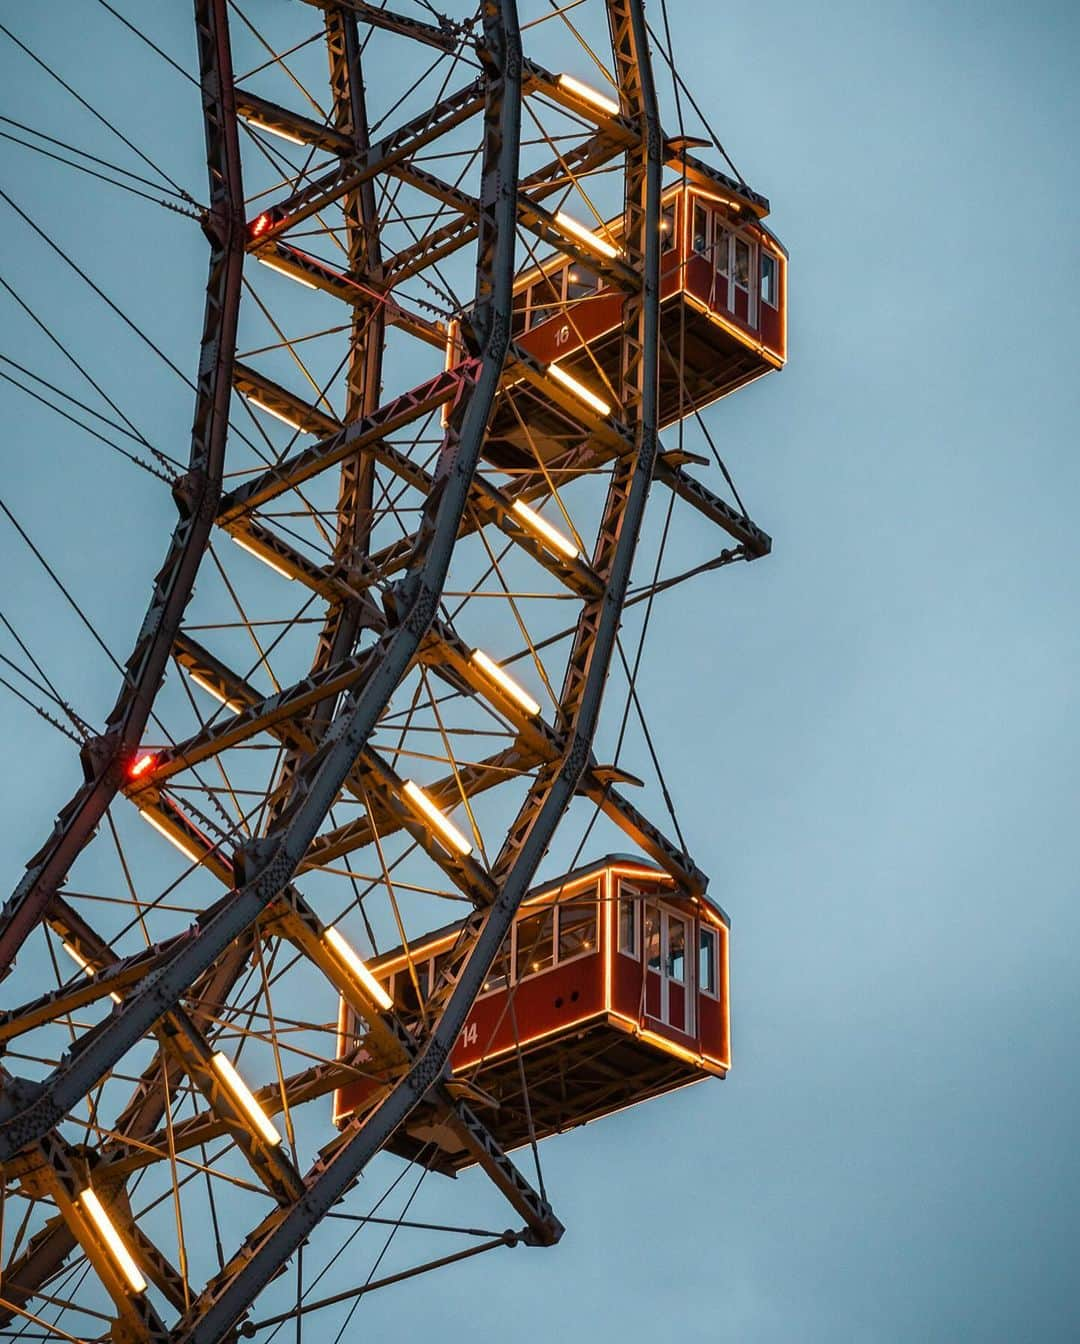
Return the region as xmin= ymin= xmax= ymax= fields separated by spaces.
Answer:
xmin=0 ymin=1 xmax=773 ymax=1339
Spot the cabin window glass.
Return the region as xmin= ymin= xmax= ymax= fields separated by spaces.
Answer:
xmin=618 ymin=893 xmax=638 ymax=958
xmin=760 ymin=252 xmax=778 ymax=307
xmin=733 ymin=237 xmax=751 ymax=290
xmin=644 ymin=906 xmax=662 ymax=972
xmin=515 ymin=908 xmax=555 ymax=980
xmin=713 ymin=225 xmax=730 ymax=277
xmin=566 ymin=265 xmax=599 ymax=302
xmin=667 ymin=916 xmax=687 ymax=983
xmin=698 ymin=926 xmax=718 ymax=997
xmin=557 ymin=900 xmax=598 ymax=961
xmin=660 ymin=203 xmax=676 ymax=252
xmin=529 ymin=272 xmax=561 ymax=328
xmin=482 ymin=936 xmax=512 ymax=995
xmin=692 ymin=202 xmax=708 ymax=256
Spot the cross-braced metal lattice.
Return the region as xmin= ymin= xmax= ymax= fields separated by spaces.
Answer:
xmin=0 ymin=2 xmax=777 ymax=1339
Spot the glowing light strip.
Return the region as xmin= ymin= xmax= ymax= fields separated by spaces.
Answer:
xmin=554 ymin=210 xmax=619 ymax=259
xmin=546 ymin=363 xmax=611 ymax=417
xmin=241 ymin=391 xmax=310 ymax=433
xmin=256 ymin=255 xmax=317 ymax=290
xmin=138 ymin=809 xmax=205 ymax=864
xmin=469 ymin=649 xmax=541 ymax=717
xmin=557 ymin=73 xmax=620 ymax=117
xmin=62 ymin=942 xmax=122 ymax=1004
xmin=604 ymin=867 xmax=614 ymax=1011
xmin=401 ymin=780 xmax=473 ymax=857
xmin=324 ymin=927 xmax=393 ymax=1011
xmin=607 ymin=1010 xmax=707 ymax=1069
xmin=455 ymin=1011 xmax=608 ymax=1065
xmin=231 ymin=533 xmax=295 ymax=581
xmin=241 ymin=114 xmax=306 ymax=147
xmin=510 ymin=499 xmax=580 ymax=561
xmin=188 ymin=669 xmax=243 ymax=715
xmin=79 ymin=1189 xmax=147 ymax=1294
xmin=210 ymin=1052 xmax=282 ymax=1147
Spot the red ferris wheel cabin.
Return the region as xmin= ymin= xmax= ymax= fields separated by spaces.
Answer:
xmin=333 ymin=856 xmax=730 ymax=1168
xmin=458 ymin=152 xmax=787 ymax=469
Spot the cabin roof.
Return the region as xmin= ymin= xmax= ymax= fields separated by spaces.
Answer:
xmin=673 ymin=150 xmax=771 ymax=219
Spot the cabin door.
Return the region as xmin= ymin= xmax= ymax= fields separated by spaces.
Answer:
xmin=644 ymin=904 xmax=695 ymax=1036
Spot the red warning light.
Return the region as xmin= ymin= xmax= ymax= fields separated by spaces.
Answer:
xmin=251 ymin=212 xmax=272 ymax=238
xmin=129 ymin=752 xmax=156 ymax=779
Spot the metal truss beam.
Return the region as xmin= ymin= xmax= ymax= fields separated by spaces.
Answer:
xmin=141 ymin=647 xmax=378 ymax=784
xmin=300 ymin=0 xmax=466 ymax=53
xmin=384 ymin=123 xmax=632 ymax=283
xmin=0 ymin=0 xmax=247 ymax=983
xmin=248 ymin=78 xmax=487 ymax=243
xmin=221 ymin=517 xmax=388 ymax=614
xmin=218 ymin=362 xmax=475 ymax=521
xmin=654 ymin=457 xmax=772 ymax=556
xmin=253 ymin=239 xmax=447 ymax=347
xmin=0 ymin=6 xmax=751 ymax=1338
xmin=235 ymin=89 xmax=352 ymax=154
xmin=233 ymin=362 xmax=341 ymax=437
xmin=0 ymin=0 xmax=522 ymax=1200
xmin=32 ymin=1136 xmax=170 ymax=1342
xmin=386 ymin=158 xmax=638 ymax=291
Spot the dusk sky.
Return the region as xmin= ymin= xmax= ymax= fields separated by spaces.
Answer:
xmin=1 ymin=2 xmax=1078 ymax=1340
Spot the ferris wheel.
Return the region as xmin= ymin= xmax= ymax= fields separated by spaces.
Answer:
xmin=0 ymin=1 xmax=785 ymax=1339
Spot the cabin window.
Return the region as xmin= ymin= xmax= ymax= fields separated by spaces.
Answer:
xmin=692 ymin=201 xmax=709 ymax=256
xmin=557 ymin=900 xmax=597 ymax=961
xmin=482 ymin=937 xmax=512 ymax=995
xmin=644 ymin=906 xmax=662 ymax=972
xmin=527 ymin=271 xmax=562 ymax=329
xmin=618 ymin=894 xmax=638 ymax=958
xmin=566 ymin=265 xmax=599 ymax=302
xmin=660 ymin=203 xmax=676 ymax=252
xmin=733 ymin=237 xmax=751 ymax=291
xmin=714 ymin=226 xmax=730 ymax=277
xmin=698 ymin=926 xmax=718 ymax=997
xmin=515 ymin=908 xmax=555 ymax=980
xmin=760 ymin=251 xmax=778 ymax=307
xmin=666 ymin=915 xmax=687 ymax=983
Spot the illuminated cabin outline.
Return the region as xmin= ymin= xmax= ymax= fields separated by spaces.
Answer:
xmin=334 ymin=856 xmax=731 ymax=1168
xmin=451 ymin=153 xmax=788 ymax=470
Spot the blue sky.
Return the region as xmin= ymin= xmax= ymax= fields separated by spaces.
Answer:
xmin=1 ymin=1 xmax=1079 ymax=1340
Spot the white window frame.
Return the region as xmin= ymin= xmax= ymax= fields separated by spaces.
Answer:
xmin=644 ymin=901 xmax=696 ymax=1035
xmin=554 ymin=893 xmax=600 ymax=966
xmin=759 ymin=249 xmax=779 ymax=310
xmin=712 ymin=218 xmax=731 ymax=279
xmin=691 ymin=198 xmax=710 ymax=258
xmin=511 ymin=905 xmax=556 ymax=984
xmin=697 ymin=924 xmax=720 ymax=1001
xmin=524 ymin=266 xmax=565 ymax=332
xmin=617 ymin=882 xmax=641 ymax=960
xmin=511 ymin=893 xmax=599 ymax=984
xmin=729 ymin=232 xmax=757 ymax=328
xmin=478 ymin=938 xmax=512 ymax=998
